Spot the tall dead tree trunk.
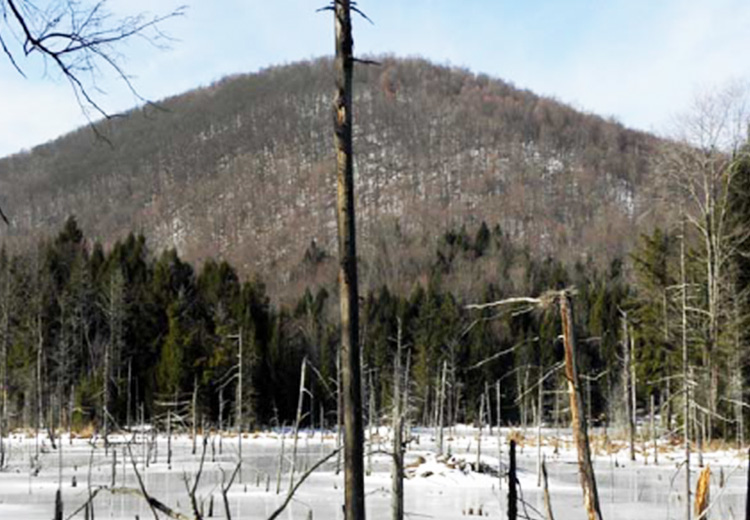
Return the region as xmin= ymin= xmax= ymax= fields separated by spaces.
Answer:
xmin=508 ymin=439 xmax=517 ymax=520
xmin=496 ymin=379 xmax=502 ymax=491
xmin=437 ymin=360 xmax=447 ymax=455
xmin=0 ymin=272 xmax=8 ymax=468
xmin=622 ymin=314 xmax=635 ymax=462
xmin=36 ymin=316 xmax=43 ymax=460
xmin=477 ymin=393 xmax=484 ymax=471
xmin=682 ymin=222 xmax=691 ymax=520
xmin=333 ymin=1 xmax=365 ymax=518
xmin=651 ymin=394 xmax=658 ymax=465
xmin=192 ymin=376 xmax=198 ymax=456
xmin=236 ymin=328 xmax=243 ymax=482
xmin=537 ymin=365 xmax=543 ymax=487
xmin=391 ymin=319 xmax=404 ymax=520
xmin=367 ymin=369 xmax=374 ymax=475
xmin=289 ymin=357 xmax=307 ymax=493
xmin=560 ymin=293 xmax=603 ymax=520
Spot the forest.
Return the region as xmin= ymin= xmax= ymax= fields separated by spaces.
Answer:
xmin=4 ymin=2 xmax=750 ymax=520
xmin=1 ymin=134 xmax=749 ymax=447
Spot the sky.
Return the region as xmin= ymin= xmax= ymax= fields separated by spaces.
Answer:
xmin=1 ymin=0 xmax=749 ymax=158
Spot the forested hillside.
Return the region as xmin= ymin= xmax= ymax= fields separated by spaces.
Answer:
xmin=0 ymin=56 xmax=748 ymax=447
xmin=0 ymin=217 xmax=630 ymax=432
xmin=0 ymin=57 xmax=659 ymax=301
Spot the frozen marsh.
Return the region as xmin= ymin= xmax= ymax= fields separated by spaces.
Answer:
xmin=0 ymin=426 xmax=747 ymax=519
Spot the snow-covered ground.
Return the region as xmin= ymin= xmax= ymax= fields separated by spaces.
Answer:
xmin=0 ymin=426 xmax=746 ymax=519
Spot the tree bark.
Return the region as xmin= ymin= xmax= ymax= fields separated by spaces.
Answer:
xmin=192 ymin=375 xmax=198 ymax=456
xmin=236 ymin=328 xmax=243 ymax=483
xmin=508 ymin=439 xmax=517 ymax=520
xmin=542 ymin=456 xmax=555 ymax=520
xmin=537 ymin=365 xmax=544 ymax=487
xmin=651 ymin=393 xmax=658 ymax=465
xmin=289 ymin=357 xmax=307 ymax=493
xmin=682 ymin=223 xmax=691 ymax=520
xmin=333 ymin=1 xmax=365 ymax=518
xmin=560 ymin=292 xmax=603 ymax=520
xmin=622 ymin=314 xmax=635 ymax=462
xmin=437 ymin=360 xmax=447 ymax=455
xmin=391 ymin=319 xmax=404 ymax=520
xmin=477 ymin=393 xmax=484 ymax=471
xmin=496 ymin=379 xmax=502 ymax=491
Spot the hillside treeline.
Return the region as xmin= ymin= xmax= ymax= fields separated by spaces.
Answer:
xmin=2 ymin=171 xmax=750 ymax=441
xmin=0 ymin=217 xmax=636 ymax=434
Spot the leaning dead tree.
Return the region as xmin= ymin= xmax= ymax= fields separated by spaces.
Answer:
xmin=559 ymin=292 xmax=604 ymax=520
xmin=467 ymin=289 xmax=604 ymax=520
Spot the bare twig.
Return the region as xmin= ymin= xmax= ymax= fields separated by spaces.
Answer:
xmin=267 ymin=447 xmax=342 ymax=520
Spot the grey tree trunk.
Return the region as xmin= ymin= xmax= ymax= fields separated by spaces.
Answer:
xmin=288 ymin=357 xmax=307 ymax=494
xmin=391 ymin=319 xmax=404 ymax=520
xmin=126 ymin=358 xmax=132 ymax=431
xmin=276 ymin=427 xmax=286 ymax=495
xmin=333 ymin=1 xmax=366 ymax=518
xmin=167 ymin=400 xmax=173 ymax=470
xmin=0 ymin=273 xmax=7 ymax=468
xmin=368 ymin=369 xmax=374 ymax=475
xmin=496 ymin=379 xmax=502 ymax=491
xmin=681 ymin=223 xmax=691 ymax=520
xmin=631 ymin=334 xmax=637 ymax=453
xmin=192 ymin=375 xmax=198 ymax=456
xmin=486 ymin=381 xmax=493 ymax=437
xmin=477 ymin=393 xmax=484 ymax=471
xmin=622 ymin=314 xmax=635 ymax=462
xmin=36 ymin=317 xmax=43 ymax=461
xmin=437 ymin=360 xmax=447 ymax=455
xmin=236 ymin=328 xmax=243 ymax=482
xmin=537 ymin=366 xmax=543 ymax=487
xmin=651 ymin=393 xmax=658 ymax=465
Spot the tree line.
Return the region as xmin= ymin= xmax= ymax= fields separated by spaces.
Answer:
xmin=0 ymin=117 xmax=747 ymax=448
xmin=0 ymin=216 xmax=637 ymax=439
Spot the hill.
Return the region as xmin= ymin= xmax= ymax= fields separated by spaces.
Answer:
xmin=0 ymin=56 xmax=660 ymax=299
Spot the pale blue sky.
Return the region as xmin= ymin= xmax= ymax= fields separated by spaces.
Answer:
xmin=1 ymin=0 xmax=749 ymax=157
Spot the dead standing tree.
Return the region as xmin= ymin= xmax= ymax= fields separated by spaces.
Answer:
xmin=467 ymin=289 xmax=604 ymax=520
xmin=391 ymin=317 xmax=406 ymax=520
xmin=321 ymin=0 xmax=374 ymax=517
xmin=658 ymin=85 xmax=750 ymax=440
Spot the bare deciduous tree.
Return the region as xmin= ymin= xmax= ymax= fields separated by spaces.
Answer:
xmin=0 ymin=0 xmax=185 ymax=118
xmin=658 ymin=83 xmax=750 ymax=434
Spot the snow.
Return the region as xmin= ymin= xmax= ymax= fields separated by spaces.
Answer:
xmin=0 ymin=426 xmax=747 ymax=519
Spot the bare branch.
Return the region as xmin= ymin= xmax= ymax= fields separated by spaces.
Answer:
xmin=4 ymin=0 xmax=185 ymax=120
xmin=267 ymin=447 xmax=342 ymax=520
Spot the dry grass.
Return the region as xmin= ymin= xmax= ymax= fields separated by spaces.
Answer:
xmin=72 ymin=423 xmax=96 ymax=439
xmin=506 ymin=429 xmax=527 ymax=448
